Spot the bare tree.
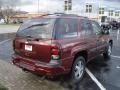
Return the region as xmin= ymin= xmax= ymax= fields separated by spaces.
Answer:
xmin=0 ymin=0 xmax=32 ymax=23
xmin=2 ymin=8 xmax=17 ymax=23
xmin=0 ymin=0 xmax=3 ymax=19
xmin=0 ymin=0 xmax=20 ymax=23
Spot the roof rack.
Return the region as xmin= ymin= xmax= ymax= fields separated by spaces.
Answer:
xmin=32 ymin=12 xmax=89 ymax=19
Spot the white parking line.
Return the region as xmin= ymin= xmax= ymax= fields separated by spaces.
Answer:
xmin=111 ymin=55 xmax=120 ymax=59
xmin=116 ymin=66 xmax=120 ymax=69
xmin=0 ymin=39 xmax=11 ymax=44
xmin=117 ymin=30 xmax=120 ymax=40
xmin=85 ymin=68 xmax=106 ymax=90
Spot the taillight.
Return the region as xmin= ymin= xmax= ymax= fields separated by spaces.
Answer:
xmin=49 ymin=44 xmax=62 ymax=65
xmin=51 ymin=49 xmax=60 ymax=60
xmin=51 ymin=44 xmax=61 ymax=60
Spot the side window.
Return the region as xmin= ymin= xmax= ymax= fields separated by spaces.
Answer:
xmin=91 ymin=21 xmax=101 ymax=35
xmin=80 ymin=19 xmax=93 ymax=35
xmin=55 ymin=18 xmax=78 ymax=39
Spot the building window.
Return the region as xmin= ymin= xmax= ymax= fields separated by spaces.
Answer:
xmin=115 ymin=12 xmax=119 ymax=17
xmin=109 ymin=10 xmax=114 ymax=16
xmin=99 ymin=8 xmax=104 ymax=15
xmin=86 ymin=4 xmax=92 ymax=13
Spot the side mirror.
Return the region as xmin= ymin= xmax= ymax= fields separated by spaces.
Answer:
xmin=101 ymin=29 xmax=110 ymax=35
xmin=100 ymin=25 xmax=110 ymax=35
xmin=104 ymin=30 xmax=110 ymax=34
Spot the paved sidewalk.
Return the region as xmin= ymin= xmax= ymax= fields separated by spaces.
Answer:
xmin=0 ymin=60 xmax=66 ymax=90
xmin=0 ymin=24 xmax=19 ymax=34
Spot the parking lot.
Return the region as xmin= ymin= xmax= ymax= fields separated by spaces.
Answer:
xmin=0 ymin=29 xmax=120 ymax=90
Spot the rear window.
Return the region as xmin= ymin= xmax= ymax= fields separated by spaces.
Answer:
xmin=17 ymin=18 xmax=55 ymax=39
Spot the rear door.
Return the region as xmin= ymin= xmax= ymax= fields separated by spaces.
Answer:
xmin=54 ymin=17 xmax=79 ymax=69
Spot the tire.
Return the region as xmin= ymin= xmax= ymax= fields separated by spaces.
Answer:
xmin=70 ymin=56 xmax=86 ymax=83
xmin=103 ymin=43 xmax=112 ymax=58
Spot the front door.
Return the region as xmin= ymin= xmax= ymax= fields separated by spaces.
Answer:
xmin=79 ymin=19 xmax=98 ymax=60
xmin=91 ymin=21 xmax=106 ymax=54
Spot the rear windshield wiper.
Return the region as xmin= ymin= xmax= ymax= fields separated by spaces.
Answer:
xmin=22 ymin=23 xmax=48 ymax=31
xmin=26 ymin=35 xmax=32 ymax=38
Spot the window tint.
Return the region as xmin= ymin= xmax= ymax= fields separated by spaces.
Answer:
xmin=55 ymin=18 xmax=78 ymax=39
xmin=17 ymin=18 xmax=55 ymax=39
xmin=80 ymin=19 xmax=93 ymax=35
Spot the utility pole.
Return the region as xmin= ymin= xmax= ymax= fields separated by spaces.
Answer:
xmin=38 ymin=0 xmax=40 ymax=14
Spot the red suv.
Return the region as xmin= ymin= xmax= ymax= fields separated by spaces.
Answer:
xmin=12 ymin=14 xmax=113 ymax=82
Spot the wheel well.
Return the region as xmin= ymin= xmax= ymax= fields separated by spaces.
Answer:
xmin=74 ymin=50 xmax=88 ymax=62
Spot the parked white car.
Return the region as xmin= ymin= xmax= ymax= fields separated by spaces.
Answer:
xmin=0 ymin=19 xmax=4 ymax=24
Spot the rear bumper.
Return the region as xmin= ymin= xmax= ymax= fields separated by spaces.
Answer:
xmin=12 ymin=54 xmax=66 ymax=76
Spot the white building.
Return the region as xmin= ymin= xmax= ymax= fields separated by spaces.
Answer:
xmin=67 ymin=0 xmax=120 ymax=23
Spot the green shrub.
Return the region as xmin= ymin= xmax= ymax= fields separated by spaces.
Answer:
xmin=0 ymin=85 xmax=8 ymax=90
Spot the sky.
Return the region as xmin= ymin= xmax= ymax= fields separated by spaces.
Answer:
xmin=17 ymin=0 xmax=120 ymax=13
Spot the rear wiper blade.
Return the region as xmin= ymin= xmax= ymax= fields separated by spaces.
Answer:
xmin=26 ymin=35 xmax=32 ymax=38
xmin=22 ymin=23 xmax=48 ymax=31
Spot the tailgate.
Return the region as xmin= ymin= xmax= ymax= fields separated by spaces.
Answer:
xmin=14 ymin=38 xmax=52 ymax=63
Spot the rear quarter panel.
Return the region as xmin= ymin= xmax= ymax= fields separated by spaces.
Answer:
xmin=56 ymin=36 xmax=90 ymax=70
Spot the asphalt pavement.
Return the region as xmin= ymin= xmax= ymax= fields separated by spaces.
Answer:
xmin=0 ymin=30 xmax=120 ymax=90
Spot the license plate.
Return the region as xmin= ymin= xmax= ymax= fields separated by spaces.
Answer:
xmin=25 ymin=45 xmax=32 ymax=51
